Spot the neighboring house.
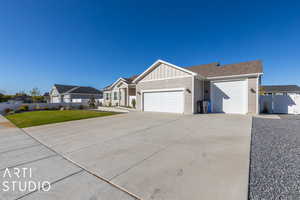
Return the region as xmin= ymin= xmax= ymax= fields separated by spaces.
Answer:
xmin=103 ymin=75 xmax=137 ymax=107
xmin=260 ymin=85 xmax=300 ymax=114
xmin=43 ymin=92 xmax=50 ymax=103
xmin=9 ymin=95 xmax=33 ymax=103
xmin=50 ymin=84 xmax=103 ymax=104
xmin=132 ymin=59 xmax=263 ymax=114
xmin=261 ymin=85 xmax=300 ymax=95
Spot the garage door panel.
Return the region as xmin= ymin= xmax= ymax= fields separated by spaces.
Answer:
xmin=211 ymin=80 xmax=247 ymax=114
xmin=143 ymin=91 xmax=184 ymax=113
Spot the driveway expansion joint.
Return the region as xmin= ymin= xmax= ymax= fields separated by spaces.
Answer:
xmin=20 ymin=127 xmax=143 ymax=200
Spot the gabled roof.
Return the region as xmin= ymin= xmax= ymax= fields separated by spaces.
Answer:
xmin=104 ymin=75 xmax=139 ymax=91
xmin=123 ymin=75 xmax=139 ymax=84
xmin=54 ymin=84 xmax=102 ymax=94
xmin=261 ymin=85 xmax=300 ymax=93
xmin=133 ymin=60 xmax=197 ymax=83
xmin=54 ymin=84 xmax=77 ymax=93
xmin=184 ymin=60 xmax=263 ymax=78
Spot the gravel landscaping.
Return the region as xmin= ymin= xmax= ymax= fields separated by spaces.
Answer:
xmin=249 ymin=117 xmax=300 ymax=200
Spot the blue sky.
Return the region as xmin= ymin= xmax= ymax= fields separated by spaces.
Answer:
xmin=1 ymin=0 xmax=300 ymax=94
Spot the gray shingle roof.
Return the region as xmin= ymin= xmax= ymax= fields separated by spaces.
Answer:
xmin=184 ymin=60 xmax=263 ymax=77
xmin=54 ymin=84 xmax=102 ymax=94
xmin=261 ymin=85 xmax=300 ymax=93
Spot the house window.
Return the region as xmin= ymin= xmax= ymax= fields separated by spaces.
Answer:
xmin=114 ymin=92 xmax=118 ymax=100
xmin=105 ymin=93 xmax=110 ymax=100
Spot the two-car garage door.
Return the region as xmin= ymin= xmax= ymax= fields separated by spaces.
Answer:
xmin=211 ymin=80 xmax=248 ymax=114
xmin=143 ymin=90 xmax=184 ymax=113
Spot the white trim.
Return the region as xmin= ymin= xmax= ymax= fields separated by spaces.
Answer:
xmin=246 ymin=78 xmax=249 ymax=114
xmin=133 ymin=59 xmax=197 ymax=83
xmin=108 ymin=78 xmax=127 ymax=90
xmin=127 ymin=87 xmax=129 ymax=106
xmin=139 ymin=75 xmax=192 ymax=83
xmin=207 ymin=73 xmax=263 ymax=80
xmin=141 ymin=88 xmax=185 ymax=93
xmin=192 ymin=76 xmax=195 ymax=113
xmin=64 ymin=86 xmax=80 ymax=94
xmin=210 ymin=78 xmax=247 ymax=83
xmin=256 ymin=76 xmax=259 ymax=114
xmin=141 ymin=88 xmax=185 ymax=113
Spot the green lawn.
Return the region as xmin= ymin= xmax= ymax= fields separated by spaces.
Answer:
xmin=6 ymin=110 xmax=118 ymax=128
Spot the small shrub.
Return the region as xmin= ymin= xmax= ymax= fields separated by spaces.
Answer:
xmin=34 ymin=104 xmax=41 ymax=110
xmin=4 ymin=108 xmax=12 ymax=114
xmin=44 ymin=107 xmax=49 ymax=110
xmin=19 ymin=105 xmax=29 ymax=112
xmin=8 ymin=110 xmax=15 ymax=115
xmin=109 ymin=102 xmax=112 ymax=107
xmin=116 ymin=102 xmax=119 ymax=107
xmin=79 ymin=105 xmax=84 ymax=110
xmin=88 ymin=96 xmax=96 ymax=108
xmin=99 ymin=102 xmax=103 ymax=106
xmin=131 ymin=99 xmax=136 ymax=108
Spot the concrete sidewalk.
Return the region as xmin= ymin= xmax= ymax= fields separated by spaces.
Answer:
xmin=0 ymin=115 xmax=136 ymax=200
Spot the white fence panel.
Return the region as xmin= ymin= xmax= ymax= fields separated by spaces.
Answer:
xmin=0 ymin=102 xmax=88 ymax=114
xmin=260 ymin=96 xmax=272 ymax=113
xmin=260 ymin=94 xmax=300 ymax=114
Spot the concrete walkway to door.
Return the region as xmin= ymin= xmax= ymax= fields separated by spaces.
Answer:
xmin=24 ymin=112 xmax=252 ymax=200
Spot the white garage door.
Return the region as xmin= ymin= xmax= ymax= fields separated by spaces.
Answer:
xmin=211 ymin=80 xmax=247 ymax=114
xmin=143 ymin=90 xmax=184 ymax=113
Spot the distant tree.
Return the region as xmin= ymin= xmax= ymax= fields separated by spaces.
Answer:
xmin=29 ymin=88 xmax=42 ymax=103
xmin=15 ymin=90 xmax=27 ymax=96
xmin=29 ymin=88 xmax=41 ymax=97
xmin=0 ymin=93 xmax=4 ymax=102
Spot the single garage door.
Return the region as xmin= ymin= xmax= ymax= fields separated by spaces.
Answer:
xmin=143 ymin=90 xmax=184 ymax=113
xmin=211 ymin=80 xmax=247 ymax=114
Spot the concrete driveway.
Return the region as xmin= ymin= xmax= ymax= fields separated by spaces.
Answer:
xmin=0 ymin=115 xmax=135 ymax=200
xmin=24 ymin=112 xmax=252 ymax=200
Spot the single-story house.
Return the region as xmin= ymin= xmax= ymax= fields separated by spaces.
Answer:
xmin=50 ymin=84 xmax=103 ymax=103
xmin=103 ymin=76 xmax=137 ymax=107
xmin=131 ymin=59 xmax=263 ymax=114
xmin=261 ymin=85 xmax=300 ymax=95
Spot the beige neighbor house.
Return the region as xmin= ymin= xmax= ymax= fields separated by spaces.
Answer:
xmin=132 ymin=59 xmax=263 ymax=114
xmin=103 ymin=76 xmax=138 ymax=107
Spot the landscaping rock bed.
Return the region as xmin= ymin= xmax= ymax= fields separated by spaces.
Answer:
xmin=249 ymin=117 xmax=300 ymax=199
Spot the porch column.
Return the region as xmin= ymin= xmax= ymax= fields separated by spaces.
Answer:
xmin=127 ymin=87 xmax=129 ymax=107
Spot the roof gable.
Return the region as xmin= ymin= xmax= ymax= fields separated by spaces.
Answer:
xmin=133 ymin=60 xmax=197 ymax=83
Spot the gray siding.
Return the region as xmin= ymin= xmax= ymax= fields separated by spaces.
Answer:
xmin=142 ymin=63 xmax=190 ymax=81
xmin=248 ymin=77 xmax=258 ymax=114
xmin=136 ymin=77 xmax=193 ymax=114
